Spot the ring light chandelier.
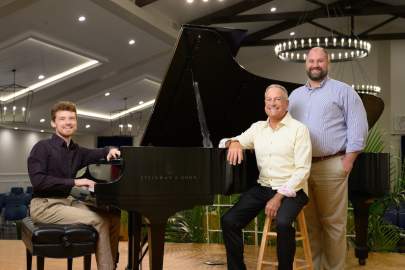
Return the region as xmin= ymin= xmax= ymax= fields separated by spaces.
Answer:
xmin=274 ymin=36 xmax=371 ymax=63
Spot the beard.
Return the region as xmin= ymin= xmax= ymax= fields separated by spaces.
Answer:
xmin=306 ymin=68 xmax=328 ymax=81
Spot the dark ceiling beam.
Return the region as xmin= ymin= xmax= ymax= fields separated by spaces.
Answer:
xmin=243 ymin=0 xmax=345 ymax=43
xmin=359 ymin=16 xmax=398 ymax=35
xmin=241 ymin=33 xmax=405 ymax=47
xmin=305 ymin=0 xmax=326 ymax=8
xmin=244 ymin=20 xmax=300 ymax=43
xmin=189 ymin=0 xmax=274 ymax=25
xmin=360 ymin=33 xmax=405 ymax=41
xmin=209 ymin=5 xmax=405 ymax=24
xmin=308 ymin=21 xmax=347 ymax=37
xmin=369 ymin=0 xmax=405 ymax=19
xmin=135 ymin=0 xmax=157 ymax=7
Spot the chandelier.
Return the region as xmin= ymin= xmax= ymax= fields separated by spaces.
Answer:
xmin=352 ymin=84 xmax=381 ymax=96
xmin=274 ymin=2 xmax=372 ymax=63
xmin=0 ymin=69 xmax=33 ymax=125
xmin=333 ymin=59 xmax=381 ymax=97
xmin=274 ymin=36 xmax=371 ymax=63
xmin=110 ymin=97 xmax=142 ymax=137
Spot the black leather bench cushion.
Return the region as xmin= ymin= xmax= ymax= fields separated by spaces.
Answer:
xmin=22 ymin=217 xmax=98 ymax=258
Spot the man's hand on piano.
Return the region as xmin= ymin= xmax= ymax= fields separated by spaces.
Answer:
xmin=227 ymin=141 xmax=243 ymax=165
xmin=107 ymin=148 xmax=121 ymax=161
xmin=74 ymin=178 xmax=96 ymax=191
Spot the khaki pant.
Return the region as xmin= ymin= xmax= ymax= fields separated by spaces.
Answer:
xmin=305 ymin=156 xmax=349 ymax=270
xmin=30 ymin=197 xmax=121 ymax=270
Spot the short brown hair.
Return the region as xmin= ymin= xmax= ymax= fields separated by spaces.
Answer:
xmin=51 ymin=101 xmax=77 ymax=121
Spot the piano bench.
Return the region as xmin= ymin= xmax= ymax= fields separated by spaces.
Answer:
xmin=21 ymin=217 xmax=98 ymax=270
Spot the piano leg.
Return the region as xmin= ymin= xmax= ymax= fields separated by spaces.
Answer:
xmin=126 ymin=211 xmax=142 ymax=270
xmin=350 ymin=195 xmax=373 ymax=266
xmin=147 ymin=222 xmax=166 ymax=270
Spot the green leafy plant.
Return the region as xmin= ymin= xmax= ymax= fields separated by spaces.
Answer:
xmin=165 ymin=206 xmax=206 ymax=243
xmin=368 ymin=215 xmax=403 ymax=251
xmin=363 ymin=125 xmax=385 ymax=153
xmin=362 ymin=125 xmax=405 ymax=251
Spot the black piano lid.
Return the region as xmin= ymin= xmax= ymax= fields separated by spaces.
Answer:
xmin=140 ymin=25 xmax=300 ymax=147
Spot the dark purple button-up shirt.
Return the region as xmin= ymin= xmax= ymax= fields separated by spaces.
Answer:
xmin=27 ymin=134 xmax=108 ymax=198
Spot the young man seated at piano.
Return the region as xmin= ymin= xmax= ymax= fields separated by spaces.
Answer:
xmin=27 ymin=101 xmax=121 ymax=270
xmin=219 ymin=84 xmax=312 ymax=270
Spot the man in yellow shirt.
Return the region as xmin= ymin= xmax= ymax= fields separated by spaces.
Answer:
xmin=220 ymin=84 xmax=312 ymax=270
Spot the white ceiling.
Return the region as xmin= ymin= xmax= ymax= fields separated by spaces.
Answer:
xmin=0 ymin=0 xmax=403 ymax=135
xmin=0 ymin=0 xmax=175 ymax=134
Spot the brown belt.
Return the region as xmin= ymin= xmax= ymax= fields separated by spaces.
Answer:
xmin=312 ymin=151 xmax=345 ymax=163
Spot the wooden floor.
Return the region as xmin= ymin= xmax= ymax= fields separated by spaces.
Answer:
xmin=1 ymin=240 xmax=404 ymax=270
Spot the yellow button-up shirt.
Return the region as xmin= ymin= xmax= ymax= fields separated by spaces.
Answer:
xmin=233 ymin=113 xmax=312 ymax=195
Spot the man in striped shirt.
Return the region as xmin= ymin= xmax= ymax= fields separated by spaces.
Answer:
xmin=288 ymin=47 xmax=368 ymax=270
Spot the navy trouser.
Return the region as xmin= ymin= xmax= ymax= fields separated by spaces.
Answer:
xmin=221 ymin=185 xmax=309 ymax=270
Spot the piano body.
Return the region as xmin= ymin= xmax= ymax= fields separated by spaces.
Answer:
xmin=94 ymin=25 xmax=389 ymax=269
xmin=348 ymin=93 xmax=390 ymax=265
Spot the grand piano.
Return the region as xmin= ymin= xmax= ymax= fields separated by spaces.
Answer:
xmin=94 ymin=25 xmax=389 ymax=269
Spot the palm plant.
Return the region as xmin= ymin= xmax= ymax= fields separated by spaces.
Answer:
xmin=362 ymin=125 xmax=405 ymax=251
xmin=165 ymin=206 xmax=206 ymax=243
xmin=363 ymin=124 xmax=385 ymax=153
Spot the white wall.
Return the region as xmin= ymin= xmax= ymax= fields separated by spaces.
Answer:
xmin=389 ymin=40 xmax=405 ymax=159
xmin=0 ymin=128 xmax=96 ymax=193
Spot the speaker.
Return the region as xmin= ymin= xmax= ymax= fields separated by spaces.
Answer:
xmin=97 ymin=136 xmax=133 ymax=148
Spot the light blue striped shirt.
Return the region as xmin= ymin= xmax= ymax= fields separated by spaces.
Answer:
xmin=288 ymin=78 xmax=368 ymax=157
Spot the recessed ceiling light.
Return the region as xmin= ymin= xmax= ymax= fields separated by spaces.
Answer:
xmin=186 ymin=0 xmax=194 ymax=3
xmin=139 ymin=101 xmax=144 ymax=105
xmin=203 ymin=0 xmax=209 ymax=2
xmin=14 ymin=127 xmax=18 ymax=130
xmin=104 ymin=92 xmax=110 ymax=97
xmin=78 ymin=16 xmax=86 ymax=22
xmin=40 ymin=118 xmax=45 ymax=123
xmin=38 ymin=74 xmax=45 ymax=80
xmin=77 ymin=99 xmax=155 ymax=120
xmin=40 ymin=130 xmax=44 ymax=133
xmin=0 ymin=60 xmax=99 ymax=103
xmin=290 ymin=32 xmax=295 ymax=36
xmin=85 ymin=124 xmax=91 ymax=128
xmin=128 ymin=39 xmax=135 ymax=45
xmin=270 ymin=7 xmax=277 ymax=12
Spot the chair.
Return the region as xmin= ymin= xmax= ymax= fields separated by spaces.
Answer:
xmin=3 ymin=193 xmax=28 ymax=239
xmin=4 ymin=204 xmax=28 ymax=221
xmin=25 ymin=187 xmax=33 ymax=205
xmin=26 ymin=186 xmax=33 ymax=194
xmin=0 ymin=193 xmax=5 ymax=214
xmin=0 ymin=193 xmax=6 ymax=237
xmin=257 ymin=210 xmax=313 ymax=270
xmin=10 ymin=187 xmax=24 ymax=195
xmin=22 ymin=217 xmax=98 ymax=270
xmin=4 ymin=192 xmax=28 ymax=221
